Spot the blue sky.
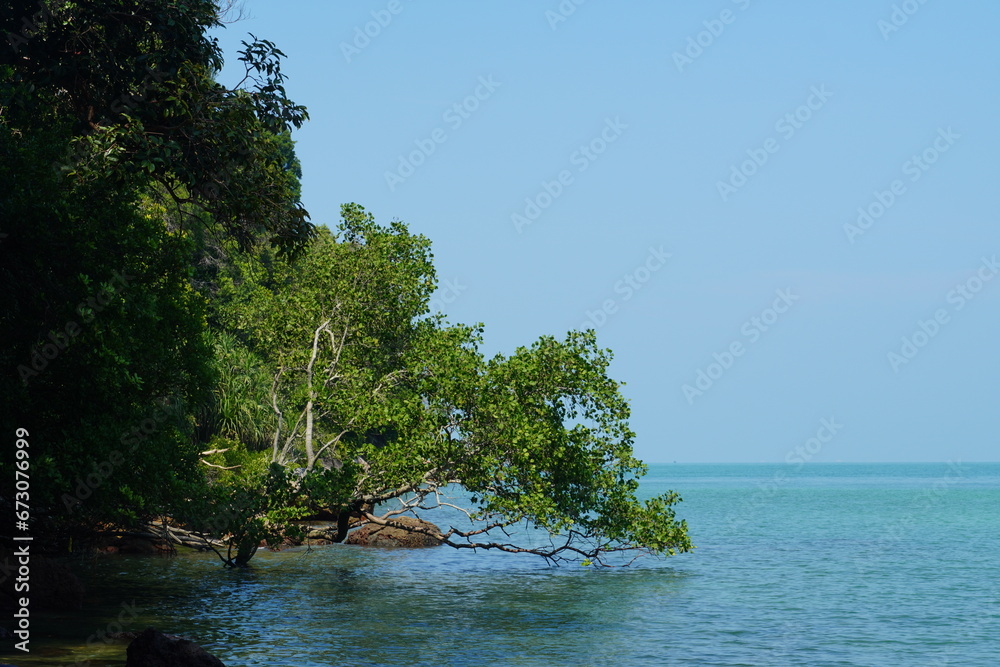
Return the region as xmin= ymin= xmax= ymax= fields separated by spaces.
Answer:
xmin=211 ymin=1 xmax=999 ymax=463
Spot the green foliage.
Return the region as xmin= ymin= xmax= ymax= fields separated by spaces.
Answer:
xmin=197 ymin=332 xmax=275 ymax=449
xmin=211 ymin=204 xmax=692 ymax=565
xmin=0 ymin=0 xmax=313 ymax=546
xmin=1 ymin=2 xmax=691 ymax=566
xmin=1 ymin=0 xmax=315 ymax=256
xmin=0 ymin=116 xmax=214 ymax=538
xmin=182 ymin=439 xmax=307 ymax=567
xmin=215 ymin=205 xmax=439 ymax=474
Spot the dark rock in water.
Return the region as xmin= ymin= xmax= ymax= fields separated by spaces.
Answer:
xmin=126 ymin=628 xmax=226 ymax=667
xmin=346 ymin=516 xmax=442 ymax=548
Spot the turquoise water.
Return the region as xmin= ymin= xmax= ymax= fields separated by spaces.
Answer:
xmin=5 ymin=463 xmax=999 ymax=666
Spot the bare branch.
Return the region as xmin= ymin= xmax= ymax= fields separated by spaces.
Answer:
xmin=215 ymin=0 xmax=251 ymax=24
xmin=200 ymin=460 xmax=241 ymax=470
xmin=303 ymin=320 xmax=331 ymax=469
xmin=269 ymin=365 xmax=285 ymax=463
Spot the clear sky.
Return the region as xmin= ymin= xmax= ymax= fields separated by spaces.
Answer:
xmin=210 ymin=1 xmax=999 ymax=463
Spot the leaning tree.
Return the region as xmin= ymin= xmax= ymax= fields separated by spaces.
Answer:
xmin=198 ymin=204 xmax=692 ymax=567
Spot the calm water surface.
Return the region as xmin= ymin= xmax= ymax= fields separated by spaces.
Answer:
xmin=5 ymin=463 xmax=999 ymax=666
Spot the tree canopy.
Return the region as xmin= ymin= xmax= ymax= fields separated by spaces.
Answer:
xmin=194 ymin=204 xmax=691 ymax=566
xmin=1 ymin=0 xmax=311 ymax=542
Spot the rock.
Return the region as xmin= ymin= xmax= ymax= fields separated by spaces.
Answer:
xmin=346 ymin=516 xmax=442 ymax=548
xmin=126 ymin=628 xmax=226 ymax=667
xmin=306 ymin=527 xmax=334 ymax=540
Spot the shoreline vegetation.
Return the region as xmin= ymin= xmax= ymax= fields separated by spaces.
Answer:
xmin=2 ymin=8 xmax=691 ymax=661
xmin=1 ymin=0 xmax=690 ymax=624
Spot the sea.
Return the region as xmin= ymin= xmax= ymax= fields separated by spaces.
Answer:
xmin=4 ymin=462 xmax=999 ymax=666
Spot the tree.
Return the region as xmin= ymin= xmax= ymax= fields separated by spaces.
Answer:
xmin=209 ymin=204 xmax=692 ymax=566
xmin=1 ymin=2 xmax=691 ymax=567
xmin=0 ymin=0 xmax=313 ymax=546
xmin=0 ymin=121 xmax=214 ymax=539
xmin=2 ymin=0 xmax=314 ymax=255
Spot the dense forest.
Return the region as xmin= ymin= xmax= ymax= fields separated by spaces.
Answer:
xmin=0 ymin=0 xmax=690 ymax=568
